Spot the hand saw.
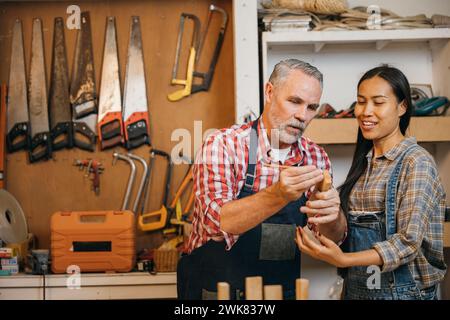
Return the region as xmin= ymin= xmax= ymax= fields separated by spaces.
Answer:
xmin=123 ymin=16 xmax=150 ymax=150
xmin=28 ymin=18 xmax=52 ymax=163
xmin=70 ymin=11 xmax=97 ymax=152
xmin=49 ymin=17 xmax=73 ymax=151
xmin=97 ymin=17 xmax=124 ymax=150
xmin=167 ymin=13 xmax=201 ymax=102
xmin=6 ymin=19 xmax=30 ymax=153
xmin=0 ymin=84 xmax=7 ymax=189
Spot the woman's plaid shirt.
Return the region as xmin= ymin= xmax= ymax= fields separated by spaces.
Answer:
xmin=349 ymin=137 xmax=447 ymax=289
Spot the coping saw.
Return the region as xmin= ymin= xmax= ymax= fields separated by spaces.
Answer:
xmin=167 ymin=5 xmax=228 ymax=102
xmin=98 ymin=17 xmax=125 ymax=150
xmin=192 ymin=4 xmax=228 ymax=94
xmin=138 ymin=149 xmax=173 ymax=232
xmin=167 ymin=13 xmax=200 ymax=102
xmin=7 ymin=19 xmax=30 ymax=153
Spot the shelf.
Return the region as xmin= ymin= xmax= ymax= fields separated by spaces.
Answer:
xmin=445 ymin=222 xmax=450 ymax=248
xmin=263 ymin=28 xmax=450 ymax=52
xmin=0 ymin=272 xmax=177 ymax=300
xmin=304 ymin=116 xmax=450 ymax=144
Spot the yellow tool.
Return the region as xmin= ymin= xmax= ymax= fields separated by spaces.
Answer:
xmin=138 ymin=149 xmax=172 ymax=232
xmin=163 ymin=165 xmax=194 ymax=235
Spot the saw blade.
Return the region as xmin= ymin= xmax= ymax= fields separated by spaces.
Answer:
xmin=29 ymin=18 xmax=49 ymax=136
xmin=97 ymin=16 xmax=124 ymax=149
xmin=49 ymin=17 xmax=73 ymax=150
xmin=6 ymin=19 xmax=30 ymax=152
xmin=70 ymin=11 xmax=97 ymax=120
xmin=28 ymin=18 xmax=52 ymax=163
xmin=123 ymin=16 xmax=150 ymax=149
xmin=70 ymin=12 xmax=97 ymax=151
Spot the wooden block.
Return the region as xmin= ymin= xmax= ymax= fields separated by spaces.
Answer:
xmin=217 ymin=282 xmax=230 ymax=300
xmin=296 ymin=278 xmax=309 ymax=300
xmin=264 ymin=285 xmax=283 ymax=300
xmin=316 ymin=170 xmax=332 ymax=192
xmin=245 ymin=276 xmax=263 ymax=300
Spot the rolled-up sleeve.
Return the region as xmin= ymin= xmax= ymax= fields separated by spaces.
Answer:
xmin=193 ymin=133 xmax=238 ymax=249
xmin=373 ymin=158 xmax=441 ymax=273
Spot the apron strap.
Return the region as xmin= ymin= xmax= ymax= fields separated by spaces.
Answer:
xmin=385 ymin=144 xmax=418 ymax=238
xmin=243 ymin=120 xmax=259 ymax=190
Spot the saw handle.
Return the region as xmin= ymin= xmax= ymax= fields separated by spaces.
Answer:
xmin=73 ymin=122 xmax=96 ymax=152
xmin=29 ymin=132 xmax=52 ymax=163
xmin=51 ymin=122 xmax=74 ymax=151
xmin=125 ymin=119 xmax=150 ymax=150
xmin=6 ymin=122 xmax=30 ymax=152
xmin=98 ymin=114 xmax=124 ymax=150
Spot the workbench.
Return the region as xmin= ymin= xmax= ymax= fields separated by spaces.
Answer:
xmin=0 ymin=272 xmax=177 ymax=300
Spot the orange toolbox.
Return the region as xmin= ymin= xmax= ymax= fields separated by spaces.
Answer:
xmin=51 ymin=211 xmax=136 ymax=273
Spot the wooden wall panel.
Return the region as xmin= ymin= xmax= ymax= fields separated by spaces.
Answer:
xmin=0 ymin=0 xmax=235 ymax=249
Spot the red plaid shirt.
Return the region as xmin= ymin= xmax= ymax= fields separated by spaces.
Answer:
xmin=187 ymin=118 xmax=332 ymax=253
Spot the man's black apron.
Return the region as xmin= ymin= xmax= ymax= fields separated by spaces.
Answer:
xmin=177 ymin=120 xmax=307 ymax=299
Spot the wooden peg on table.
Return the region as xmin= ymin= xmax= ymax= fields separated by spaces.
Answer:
xmin=296 ymin=278 xmax=309 ymax=300
xmin=264 ymin=285 xmax=283 ymax=300
xmin=245 ymin=276 xmax=263 ymax=300
xmin=217 ymin=282 xmax=230 ymax=300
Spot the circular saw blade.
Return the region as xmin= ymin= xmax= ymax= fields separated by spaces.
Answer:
xmin=0 ymin=189 xmax=28 ymax=244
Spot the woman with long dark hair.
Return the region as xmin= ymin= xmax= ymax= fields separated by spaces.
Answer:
xmin=296 ymin=65 xmax=447 ymax=300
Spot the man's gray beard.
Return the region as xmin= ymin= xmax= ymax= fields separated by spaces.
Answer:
xmin=270 ymin=114 xmax=306 ymax=148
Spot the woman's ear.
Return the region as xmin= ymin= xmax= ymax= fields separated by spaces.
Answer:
xmin=398 ymin=100 xmax=407 ymax=117
xmin=265 ymin=81 xmax=274 ymax=103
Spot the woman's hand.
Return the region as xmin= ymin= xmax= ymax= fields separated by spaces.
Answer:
xmin=295 ymin=226 xmax=349 ymax=268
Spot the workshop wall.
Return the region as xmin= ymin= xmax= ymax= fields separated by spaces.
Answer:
xmin=0 ymin=0 xmax=235 ymax=250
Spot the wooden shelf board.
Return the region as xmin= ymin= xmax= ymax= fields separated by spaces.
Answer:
xmin=445 ymin=222 xmax=450 ymax=248
xmin=263 ymin=28 xmax=450 ymax=45
xmin=304 ymin=117 xmax=450 ymax=144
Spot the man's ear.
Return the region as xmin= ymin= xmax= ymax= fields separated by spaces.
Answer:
xmin=398 ymin=100 xmax=407 ymax=117
xmin=265 ymin=81 xmax=274 ymax=103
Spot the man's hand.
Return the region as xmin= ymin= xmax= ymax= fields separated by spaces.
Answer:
xmin=275 ymin=165 xmax=323 ymax=202
xmin=300 ymin=188 xmax=340 ymax=224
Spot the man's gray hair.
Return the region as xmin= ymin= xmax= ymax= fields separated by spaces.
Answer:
xmin=268 ymin=59 xmax=323 ymax=89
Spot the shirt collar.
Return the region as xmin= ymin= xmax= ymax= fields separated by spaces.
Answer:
xmin=257 ymin=118 xmax=304 ymax=165
xmin=366 ymin=136 xmax=417 ymax=161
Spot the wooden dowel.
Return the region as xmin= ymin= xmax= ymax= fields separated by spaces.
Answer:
xmin=264 ymin=285 xmax=283 ymax=300
xmin=296 ymin=278 xmax=309 ymax=300
xmin=217 ymin=282 xmax=230 ymax=300
xmin=245 ymin=276 xmax=263 ymax=300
